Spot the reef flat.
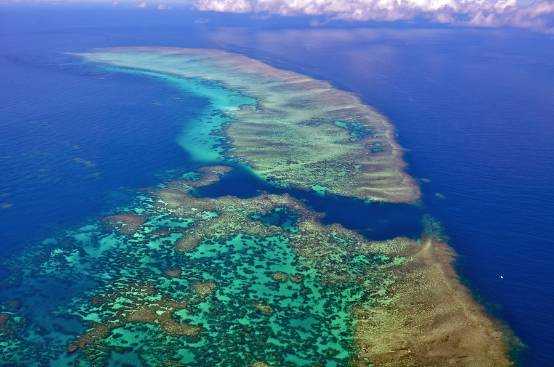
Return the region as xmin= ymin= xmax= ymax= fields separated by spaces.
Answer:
xmin=0 ymin=166 xmax=511 ymax=366
xmin=80 ymin=47 xmax=419 ymax=203
xmin=353 ymin=239 xmax=513 ymax=366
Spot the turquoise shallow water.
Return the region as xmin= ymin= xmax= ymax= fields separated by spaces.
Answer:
xmin=0 ymin=166 xmax=403 ymax=366
xmin=157 ymin=73 xmax=256 ymax=162
xmin=1 ymin=6 xmax=553 ymax=366
xmin=102 ymin=66 xmax=256 ymax=163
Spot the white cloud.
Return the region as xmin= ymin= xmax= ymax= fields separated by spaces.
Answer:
xmin=3 ymin=0 xmax=551 ymax=32
xmin=193 ymin=0 xmax=554 ymax=32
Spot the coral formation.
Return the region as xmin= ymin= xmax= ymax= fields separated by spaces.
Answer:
xmin=192 ymin=281 xmax=215 ymax=297
xmin=352 ymin=238 xmax=514 ymax=366
xmin=103 ymin=213 xmax=146 ymax=235
xmin=81 ymin=47 xmax=419 ymax=203
xmin=0 ymin=40 xmax=517 ymax=367
xmin=0 ymin=165 xmax=511 ymax=366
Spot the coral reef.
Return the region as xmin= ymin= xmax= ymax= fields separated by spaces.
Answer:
xmin=192 ymin=281 xmax=215 ymax=297
xmin=351 ymin=238 xmax=514 ymax=367
xmin=1 ymin=166 xmax=383 ymax=364
xmin=0 ymin=163 xmax=511 ymax=366
xmin=0 ymin=42 xmax=515 ymax=367
xmin=81 ymin=48 xmax=419 ymax=203
xmin=103 ymin=213 xmax=146 ymax=235
xmin=68 ymin=282 xmax=199 ymax=359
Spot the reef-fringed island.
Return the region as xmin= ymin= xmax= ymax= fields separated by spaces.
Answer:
xmin=80 ymin=47 xmax=419 ymax=203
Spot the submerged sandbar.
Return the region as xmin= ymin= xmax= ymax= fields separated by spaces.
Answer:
xmin=81 ymin=47 xmax=419 ymax=203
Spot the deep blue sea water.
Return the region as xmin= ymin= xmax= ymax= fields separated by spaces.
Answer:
xmin=1 ymin=6 xmax=553 ymax=365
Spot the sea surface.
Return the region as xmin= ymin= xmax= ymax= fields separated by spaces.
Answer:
xmin=1 ymin=6 xmax=554 ymax=365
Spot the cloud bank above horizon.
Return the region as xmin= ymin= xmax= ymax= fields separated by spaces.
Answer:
xmin=4 ymin=0 xmax=553 ymax=32
xmin=194 ymin=0 xmax=554 ymax=32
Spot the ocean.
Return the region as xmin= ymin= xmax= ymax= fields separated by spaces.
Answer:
xmin=1 ymin=6 xmax=553 ymax=365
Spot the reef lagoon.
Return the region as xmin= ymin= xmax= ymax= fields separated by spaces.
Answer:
xmin=2 ymin=7 xmax=554 ymax=367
